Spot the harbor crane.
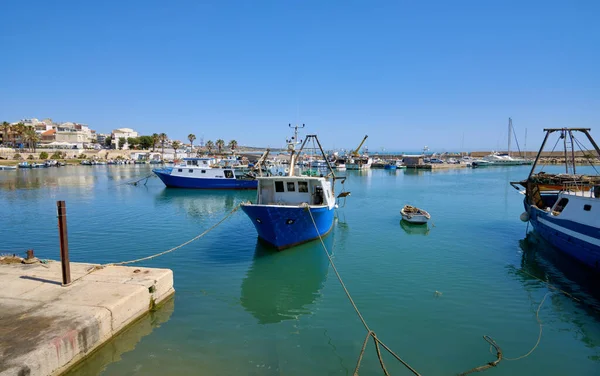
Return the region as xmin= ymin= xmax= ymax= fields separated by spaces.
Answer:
xmin=351 ymin=135 xmax=369 ymax=156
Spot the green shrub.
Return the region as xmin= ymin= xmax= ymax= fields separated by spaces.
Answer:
xmin=27 ymin=154 xmax=34 ymax=160
xmin=39 ymin=151 xmax=49 ymax=159
xmin=51 ymin=151 xmax=63 ymax=159
xmin=78 ymin=153 xmax=87 ymax=159
xmin=13 ymin=153 xmax=21 ymax=160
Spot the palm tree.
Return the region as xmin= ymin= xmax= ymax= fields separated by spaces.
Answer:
xmin=228 ymin=139 xmax=238 ymax=152
xmin=172 ymin=141 xmax=181 ymax=160
xmin=1 ymin=122 xmax=11 ymax=146
xmin=24 ymin=128 xmax=40 ymax=152
xmin=216 ymin=139 xmax=225 ymax=154
xmin=159 ymin=133 xmax=168 ymax=160
xmin=188 ymin=134 xmax=196 ymax=156
xmin=152 ymin=133 xmax=159 ymax=152
xmin=205 ymin=140 xmax=214 ymax=154
xmin=13 ymin=123 xmax=26 ymax=149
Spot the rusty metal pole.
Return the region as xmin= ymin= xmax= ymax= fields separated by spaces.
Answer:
xmin=57 ymin=201 xmax=71 ymax=285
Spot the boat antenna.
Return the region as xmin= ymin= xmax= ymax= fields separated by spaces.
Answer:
xmin=287 ymin=124 xmax=305 ymax=176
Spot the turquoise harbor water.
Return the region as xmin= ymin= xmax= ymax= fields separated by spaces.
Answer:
xmin=1 ymin=165 xmax=599 ymax=375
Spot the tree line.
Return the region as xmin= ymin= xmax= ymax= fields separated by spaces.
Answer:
xmin=113 ymin=132 xmax=239 ymax=156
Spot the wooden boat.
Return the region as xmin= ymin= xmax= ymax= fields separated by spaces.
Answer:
xmin=400 ymin=205 xmax=431 ymax=224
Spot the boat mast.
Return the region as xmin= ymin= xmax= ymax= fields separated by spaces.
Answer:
xmin=287 ymin=124 xmax=304 ymax=176
xmin=508 ymin=117 xmax=512 ymax=157
xmin=524 ymin=128 xmax=527 ymax=158
xmin=569 ymin=130 xmax=577 ymax=175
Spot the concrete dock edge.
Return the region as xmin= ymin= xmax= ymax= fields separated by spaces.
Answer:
xmin=0 ymin=261 xmax=175 ymax=376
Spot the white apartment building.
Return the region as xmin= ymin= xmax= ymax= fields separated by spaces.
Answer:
xmin=111 ymin=128 xmax=139 ymax=149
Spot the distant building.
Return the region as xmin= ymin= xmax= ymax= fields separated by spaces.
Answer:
xmin=111 ymin=128 xmax=138 ymax=149
xmin=41 ymin=129 xmax=56 ymax=143
xmin=96 ymin=133 xmax=110 ymax=146
xmin=403 ymin=155 xmax=424 ymax=167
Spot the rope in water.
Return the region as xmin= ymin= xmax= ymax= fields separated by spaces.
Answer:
xmin=306 ymin=205 xmax=506 ymax=376
xmin=499 ymin=292 xmax=551 ymax=362
xmin=68 ymin=204 xmax=242 ymax=284
xmin=304 ymin=204 xmax=421 ymax=376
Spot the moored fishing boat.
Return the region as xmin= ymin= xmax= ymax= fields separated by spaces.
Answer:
xmin=0 ymin=165 xmax=17 ymax=170
xmin=400 ymin=205 xmax=431 ymax=224
xmin=510 ymin=128 xmax=600 ymax=272
xmin=241 ymin=125 xmax=349 ymax=250
xmin=153 ymin=157 xmax=257 ymax=189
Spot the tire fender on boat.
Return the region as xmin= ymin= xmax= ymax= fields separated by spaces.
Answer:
xmin=520 ymin=212 xmax=530 ymax=222
xmin=278 ymin=172 xmax=283 ymax=176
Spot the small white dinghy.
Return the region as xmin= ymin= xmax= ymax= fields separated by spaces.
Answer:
xmin=400 ymin=205 xmax=431 ymax=224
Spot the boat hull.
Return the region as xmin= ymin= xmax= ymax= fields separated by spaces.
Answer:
xmin=153 ymin=169 xmax=257 ymax=189
xmin=400 ymin=214 xmax=429 ymax=224
xmin=527 ymin=202 xmax=600 ymax=271
xmin=241 ymin=204 xmax=335 ymax=250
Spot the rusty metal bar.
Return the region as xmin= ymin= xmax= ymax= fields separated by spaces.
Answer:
xmin=57 ymin=201 xmax=71 ymax=285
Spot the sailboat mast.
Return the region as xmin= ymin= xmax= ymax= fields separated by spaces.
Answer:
xmin=508 ymin=117 xmax=512 ymax=157
xmin=524 ymin=128 xmax=527 ymax=158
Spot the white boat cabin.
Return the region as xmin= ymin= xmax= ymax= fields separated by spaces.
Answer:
xmin=546 ymin=189 xmax=600 ymax=228
xmin=170 ymin=158 xmax=238 ymax=178
xmin=255 ymin=176 xmax=334 ymax=207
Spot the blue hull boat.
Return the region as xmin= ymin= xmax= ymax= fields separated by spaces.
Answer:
xmin=152 ymin=158 xmax=257 ymax=189
xmin=241 ymin=204 xmax=335 ymax=250
xmin=240 ymin=128 xmax=348 ymax=250
xmin=527 ymin=201 xmax=600 ymax=270
xmin=511 ymin=128 xmax=600 ymax=272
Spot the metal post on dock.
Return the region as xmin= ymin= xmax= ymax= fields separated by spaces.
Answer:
xmin=57 ymin=200 xmax=71 ymax=285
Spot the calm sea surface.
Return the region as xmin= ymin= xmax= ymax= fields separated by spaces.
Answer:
xmin=1 ymin=165 xmax=599 ymax=375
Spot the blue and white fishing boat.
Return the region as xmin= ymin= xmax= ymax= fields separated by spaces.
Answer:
xmin=153 ymin=157 xmax=257 ymax=189
xmin=241 ymin=125 xmax=349 ymax=250
xmin=511 ymin=128 xmax=600 ymax=272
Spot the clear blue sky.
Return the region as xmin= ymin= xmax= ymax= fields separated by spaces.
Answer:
xmin=1 ymin=0 xmax=598 ymax=152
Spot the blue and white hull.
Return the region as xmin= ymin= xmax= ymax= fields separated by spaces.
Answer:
xmin=153 ymin=168 xmax=257 ymax=189
xmin=241 ymin=204 xmax=334 ymax=250
xmin=527 ymin=202 xmax=600 ymax=271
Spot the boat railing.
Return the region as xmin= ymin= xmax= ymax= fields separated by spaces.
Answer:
xmin=562 ymin=180 xmax=595 ymax=196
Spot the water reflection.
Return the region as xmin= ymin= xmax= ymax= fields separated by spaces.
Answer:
xmin=63 ymin=297 xmax=175 ymax=376
xmin=240 ymin=238 xmax=330 ymax=324
xmin=400 ymin=220 xmax=430 ymax=236
xmin=0 ymin=168 xmax=98 ymax=190
xmin=514 ymin=233 xmax=600 ymax=357
xmin=154 ymin=188 xmax=254 ymax=217
xmin=517 ymin=232 xmax=600 ymax=306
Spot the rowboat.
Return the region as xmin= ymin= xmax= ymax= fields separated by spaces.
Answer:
xmin=400 ymin=205 xmax=431 ymax=224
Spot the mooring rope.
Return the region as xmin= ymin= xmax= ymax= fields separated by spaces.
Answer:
xmin=498 ymin=292 xmax=550 ymax=362
xmin=67 ymin=204 xmax=242 ymax=284
xmin=304 ymin=204 xmax=421 ymax=376
xmin=305 ymin=205 xmax=507 ymax=375
xmin=108 ymin=204 xmax=242 ymax=266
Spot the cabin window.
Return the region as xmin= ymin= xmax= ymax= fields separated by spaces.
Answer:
xmin=298 ymin=181 xmax=308 ymax=192
xmin=552 ymin=198 xmax=569 ymax=215
xmin=178 ymin=169 xmax=183 ymax=172
xmin=189 ymin=169 xmax=193 ymax=173
xmin=275 ymin=181 xmax=284 ymax=192
xmin=201 ymin=170 xmax=206 ymax=173
xmin=584 ymin=204 xmax=592 ymax=211
xmin=287 ymin=182 xmax=296 ymax=192
xmin=224 ymin=170 xmax=234 ymax=179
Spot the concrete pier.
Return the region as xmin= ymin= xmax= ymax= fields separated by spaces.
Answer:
xmin=0 ymin=260 xmax=174 ymax=376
